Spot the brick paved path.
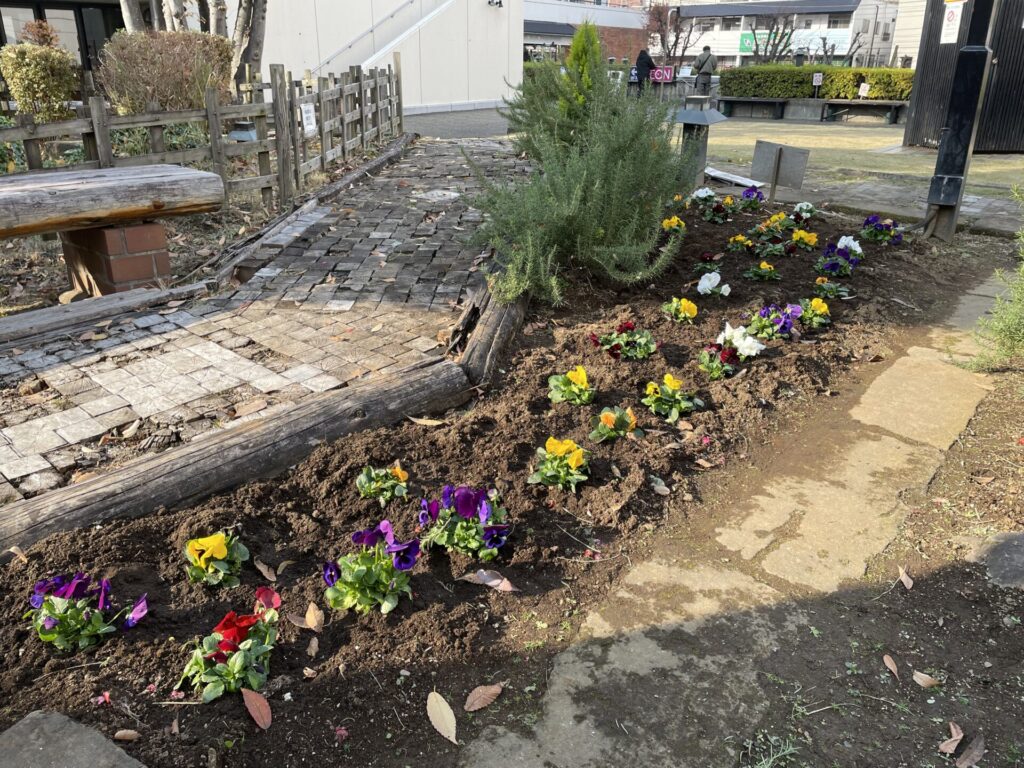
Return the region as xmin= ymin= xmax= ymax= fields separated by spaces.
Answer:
xmin=0 ymin=139 xmax=522 ymax=503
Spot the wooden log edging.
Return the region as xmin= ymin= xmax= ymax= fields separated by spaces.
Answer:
xmin=458 ymin=290 xmax=528 ymax=388
xmin=0 ymin=359 xmax=471 ymax=553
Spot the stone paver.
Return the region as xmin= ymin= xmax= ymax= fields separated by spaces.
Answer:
xmin=969 ymin=532 xmax=1024 ymax=589
xmin=0 ymin=139 xmax=525 ymax=503
xmin=0 ymin=710 xmax=144 ymax=767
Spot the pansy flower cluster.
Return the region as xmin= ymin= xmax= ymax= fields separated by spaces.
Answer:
xmin=799 ymin=297 xmax=831 ymax=329
xmin=687 ymin=187 xmax=717 ymax=210
xmin=528 ymin=437 xmax=589 ymax=491
xmin=418 ymin=485 xmax=510 ymax=562
xmin=738 ymin=185 xmax=764 ymax=211
xmin=26 ymin=573 xmax=147 ymax=651
xmin=727 ymin=234 xmax=755 ymax=255
xmin=589 ymin=321 xmax=658 ymax=361
xmin=748 ymin=303 xmax=804 ymax=340
xmin=701 ymin=195 xmax=733 ymax=224
xmin=663 ymin=296 xmax=698 ymax=323
xmin=744 ymin=260 xmax=781 ymax=281
xmin=697 ymin=271 xmax=732 ymax=297
xmin=791 ymin=201 xmax=818 ymax=224
xmin=641 ymin=373 xmax=704 ymax=424
xmin=589 ymin=406 xmax=643 ymax=443
xmin=356 ymin=462 xmax=409 ymax=507
xmin=815 ymin=236 xmax=863 ymax=277
xmin=184 ymin=531 xmax=249 ymax=589
xmin=661 ymin=215 xmax=686 ymax=235
xmin=860 ymin=215 xmax=903 ymax=244
xmin=548 ymin=365 xmax=595 ymax=405
xmin=699 ymin=322 xmax=766 ymax=380
xmin=791 ymin=229 xmax=818 ymax=251
xmin=693 ymin=250 xmax=722 ymax=274
xmin=751 ymin=211 xmax=795 ymax=241
xmin=813 ymin=276 xmax=850 ymax=300
xmin=177 ymin=587 xmax=280 ymax=702
xmin=324 ymin=520 xmax=419 ymax=614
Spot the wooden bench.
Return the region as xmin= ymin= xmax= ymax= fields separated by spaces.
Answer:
xmin=823 ymin=99 xmax=909 ymax=125
xmin=0 ymin=165 xmax=224 ymax=297
xmin=717 ymin=96 xmax=788 ymax=120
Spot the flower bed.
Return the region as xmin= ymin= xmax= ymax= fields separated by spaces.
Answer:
xmin=0 ymin=200 xmax=991 ymax=767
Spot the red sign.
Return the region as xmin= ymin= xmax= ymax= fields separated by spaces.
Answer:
xmin=651 ymin=66 xmax=675 ymax=83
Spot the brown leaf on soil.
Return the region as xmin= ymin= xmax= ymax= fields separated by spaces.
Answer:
xmin=694 ymin=458 xmax=714 ymax=469
xmin=113 ymin=729 xmax=140 ymax=742
xmin=955 ymin=735 xmax=985 ymax=767
xmin=458 ymin=569 xmax=520 ymax=592
xmin=286 ymin=613 xmax=309 ymax=629
xmin=883 ymin=654 xmax=900 ymax=681
xmin=898 ymin=566 xmax=914 ymax=590
xmin=276 ymin=560 xmax=295 ymax=575
xmin=305 ymin=602 xmax=325 ymax=632
xmin=6 ymin=546 xmax=28 ymax=563
xmin=939 ymin=722 xmax=964 ymax=754
xmin=303 ymin=667 xmax=318 ymax=679
xmin=677 ymin=420 xmax=694 ymax=431
xmin=426 ymin=691 xmax=458 ymax=744
xmin=464 ymin=681 xmax=507 ymax=712
xmin=407 ymin=416 xmax=446 ymax=427
xmin=971 ymin=474 xmax=995 ymax=486
xmin=241 ymin=688 xmax=272 ymax=730
xmin=306 ymin=637 xmax=319 ymax=658
xmin=169 ymin=716 xmax=179 ymax=736
xmin=913 ymin=670 xmax=941 ymax=688
xmin=253 ymin=558 xmax=277 ymax=583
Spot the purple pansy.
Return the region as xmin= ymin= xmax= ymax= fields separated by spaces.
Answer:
xmin=441 ymin=484 xmax=454 ymax=508
xmin=30 ymin=575 xmax=68 ymax=608
xmin=482 ymin=525 xmax=510 ymax=550
xmin=742 ymin=186 xmax=764 ymax=201
xmin=53 ymin=572 xmax=92 ymax=601
xmin=351 ymin=520 xmax=396 ymax=548
xmin=418 ymin=498 xmax=440 ymax=526
xmin=863 ymin=214 xmax=881 ymax=227
xmin=41 ymin=616 xmax=59 ymax=631
xmin=453 ymin=486 xmax=487 ymax=521
xmin=386 ymin=538 xmax=420 ymax=571
xmin=322 ymin=561 xmax=340 ymax=587
xmin=124 ymin=594 xmax=148 ymax=629
xmin=95 ymin=578 xmax=111 ymax=611
xmin=478 ymin=500 xmax=493 ymax=525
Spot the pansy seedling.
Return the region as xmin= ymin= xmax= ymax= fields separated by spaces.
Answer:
xmin=324 ymin=520 xmax=418 ymax=615
xmin=184 ymin=531 xmax=249 ymax=588
xmin=641 ymin=374 xmax=704 ymax=424
xmin=663 ymin=297 xmax=698 ymax=324
xmin=548 ymin=365 xmax=595 ymax=406
xmin=356 ymin=462 xmax=410 ymax=507
xmin=420 ymin=486 xmax=511 ymax=561
xmin=743 ymin=261 xmax=781 ymax=282
xmin=25 ymin=573 xmax=147 ymax=652
xmin=589 ymin=322 xmax=658 ymax=361
xmin=588 ymin=406 xmax=644 ymax=443
xmin=528 ymin=437 xmax=589 ymax=492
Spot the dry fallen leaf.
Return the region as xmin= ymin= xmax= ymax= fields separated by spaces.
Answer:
xmin=694 ymin=458 xmax=714 ymax=469
xmin=303 ymin=667 xmax=318 ymax=679
xmin=277 ymin=560 xmax=295 ymax=576
xmin=6 ymin=545 xmax=28 ymax=563
xmin=883 ymin=654 xmax=900 ymax=681
xmin=407 ymin=416 xmax=446 ymax=427
xmin=956 ymin=735 xmax=985 ymax=768
xmin=427 ymin=691 xmax=458 ymax=744
xmin=972 ymin=475 xmax=996 ymax=486
xmin=113 ymin=729 xmax=140 ymax=742
xmin=122 ymin=419 xmax=142 ymax=439
xmin=458 ymin=569 xmax=519 ymax=592
xmin=253 ymin=558 xmax=277 ymax=583
xmin=913 ymin=670 xmax=941 ymax=688
xmin=242 ymin=688 xmax=272 ymax=730
xmin=286 ymin=613 xmax=309 ymax=629
xmin=169 ymin=716 xmax=179 ymax=736
xmin=464 ymin=681 xmax=507 ymax=712
xmin=939 ymin=722 xmax=964 ymax=754
xmin=305 ymin=602 xmax=325 ymax=632
xmin=306 ymin=637 xmax=319 ymax=658
xmin=898 ymin=566 xmax=914 ymax=590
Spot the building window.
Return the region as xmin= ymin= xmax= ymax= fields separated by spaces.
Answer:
xmin=827 ymin=14 xmax=850 ymax=28
xmin=860 ymin=18 xmax=870 ymax=33
xmin=42 ymin=8 xmax=82 ymax=64
xmin=697 ymin=19 xmax=716 ymax=32
xmin=0 ymin=6 xmax=36 ymax=44
xmin=722 ymin=16 xmax=741 ymax=30
xmin=804 ymin=18 xmax=813 ymax=28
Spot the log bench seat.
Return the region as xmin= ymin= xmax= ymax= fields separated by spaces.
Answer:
xmin=0 ymin=165 xmax=224 ymax=297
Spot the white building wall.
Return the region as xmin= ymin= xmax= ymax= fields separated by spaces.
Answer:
xmin=891 ymin=0 xmax=925 ymax=65
xmin=236 ymin=0 xmax=523 ymax=112
xmin=523 ymin=0 xmax=645 ymax=29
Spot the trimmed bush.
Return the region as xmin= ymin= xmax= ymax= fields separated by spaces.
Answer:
xmin=99 ymin=30 xmax=232 ymax=114
xmin=0 ymin=43 xmax=77 ymax=122
xmin=720 ymin=65 xmax=915 ymax=100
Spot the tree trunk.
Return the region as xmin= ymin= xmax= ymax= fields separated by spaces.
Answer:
xmin=213 ymin=0 xmax=228 ymax=36
xmin=149 ymin=0 xmax=165 ymax=30
xmin=167 ymin=0 xmax=187 ymax=29
xmin=247 ymin=0 xmax=268 ymax=75
xmin=119 ymin=0 xmax=146 ymax=32
xmin=231 ymin=0 xmax=255 ymax=79
xmin=197 ymin=0 xmax=210 ymax=31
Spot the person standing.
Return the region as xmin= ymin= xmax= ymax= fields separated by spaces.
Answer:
xmin=635 ymin=48 xmax=656 ymax=95
xmin=694 ymin=45 xmax=718 ymax=96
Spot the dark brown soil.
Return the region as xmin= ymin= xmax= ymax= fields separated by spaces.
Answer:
xmin=0 ymin=203 xmax=1014 ymax=767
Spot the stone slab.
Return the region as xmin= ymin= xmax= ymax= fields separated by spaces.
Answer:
xmin=969 ymin=532 xmax=1024 ymax=589
xmin=0 ymin=710 xmax=144 ymax=767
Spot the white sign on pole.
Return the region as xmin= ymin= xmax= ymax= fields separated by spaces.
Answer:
xmin=300 ymin=103 xmax=317 ymax=138
xmin=812 ymin=72 xmax=824 ymax=86
xmin=858 ymin=82 xmax=871 ymax=98
xmin=941 ymin=0 xmax=966 ymax=43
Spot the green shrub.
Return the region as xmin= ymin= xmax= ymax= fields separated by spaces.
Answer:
xmin=719 ymin=65 xmax=915 ymax=100
xmin=98 ymin=30 xmax=232 ymax=114
xmin=0 ymin=43 xmax=77 ymax=122
xmin=475 ymin=86 xmax=696 ymax=305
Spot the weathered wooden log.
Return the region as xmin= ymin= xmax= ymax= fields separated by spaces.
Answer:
xmin=0 ymin=165 xmax=225 ymax=238
xmin=0 ymin=359 xmax=471 ymax=552
xmin=459 ymin=292 xmax=528 ymax=387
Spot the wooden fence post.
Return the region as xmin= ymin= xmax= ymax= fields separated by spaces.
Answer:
xmin=76 ymin=104 xmax=99 ymax=164
xmin=393 ymin=52 xmax=404 ymax=134
xmin=317 ymin=76 xmax=330 ymax=173
xmin=386 ymin=64 xmax=396 ymax=136
xmin=270 ymin=63 xmax=294 ymax=204
xmin=287 ymin=71 xmax=303 ymax=193
xmin=339 ymin=71 xmax=351 ymax=163
xmin=252 ymin=71 xmax=274 ymax=211
xmin=354 ymin=65 xmax=368 ymax=151
xmin=16 ymin=116 xmax=43 ymax=171
xmin=205 ymin=88 xmax=227 ymax=190
xmin=88 ymin=95 xmax=113 ymax=168
xmin=146 ymin=100 xmax=165 ymax=154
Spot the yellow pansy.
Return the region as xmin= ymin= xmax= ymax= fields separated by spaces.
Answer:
xmin=661 ymin=215 xmax=685 ymax=231
xmin=566 ymin=365 xmax=588 ymax=389
xmin=626 ymin=407 xmax=637 ymax=432
xmin=646 ymin=382 xmax=660 ymax=396
xmin=390 ymin=462 xmax=409 ymax=483
xmin=792 ymin=229 xmax=818 ymax=246
xmin=567 ymin=448 xmax=586 ymax=470
xmin=673 ymin=194 xmax=683 ymax=202
xmin=816 ymin=276 xmax=829 ymax=285
xmin=679 ymin=298 xmax=698 ymax=318
xmin=545 ymin=437 xmax=577 ymax=457
xmin=600 ymin=411 xmax=617 ymax=428
xmin=663 ymin=373 xmax=683 ymax=391
xmin=723 ymin=195 xmax=734 ymax=206
xmin=759 ymin=261 xmax=775 ymax=271
xmin=730 ymin=234 xmax=751 ymax=245
xmin=810 ymin=298 xmax=830 ymax=315
xmin=187 ymin=532 xmax=228 ymax=569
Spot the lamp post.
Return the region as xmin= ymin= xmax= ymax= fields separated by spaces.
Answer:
xmin=674 ymin=96 xmax=727 ymax=187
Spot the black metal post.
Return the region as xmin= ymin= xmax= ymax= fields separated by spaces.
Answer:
xmin=926 ymin=0 xmax=1001 ymax=241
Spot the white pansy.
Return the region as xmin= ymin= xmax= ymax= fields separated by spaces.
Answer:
xmin=720 ymin=283 xmax=731 ymax=296
xmin=692 ymin=187 xmax=716 ymax=201
xmin=735 ymin=333 xmax=766 ymax=358
xmin=697 ymin=272 xmax=721 ymax=295
xmin=837 ymin=235 xmax=863 ymax=255
xmin=794 ymin=202 xmax=817 ymax=216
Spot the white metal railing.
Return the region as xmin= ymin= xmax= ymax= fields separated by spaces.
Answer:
xmin=362 ymin=0 xmax=457 ymax=68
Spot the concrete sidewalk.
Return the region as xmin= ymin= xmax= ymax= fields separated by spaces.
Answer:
xmin=461 ymin=279 xmax=999 ymax=767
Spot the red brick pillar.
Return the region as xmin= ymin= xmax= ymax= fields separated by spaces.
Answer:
xmin=60 ymin=222 xmax=171 ymax=297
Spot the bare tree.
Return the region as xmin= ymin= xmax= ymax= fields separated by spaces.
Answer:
xmin=841 ymin=31 xmax=865 ymax=65
xmin=644 ymin=6 xmax=704 ymax=67
xmin=212 ymin=0 xmax=228 ymax=36
xmin=197 ymin=0 xmax=210 ymax=31
xmin=119 ymin=0 xmax=146 ymax=33
xmin=818 ymin=35 xmax=837 ymax=65
xmin=231 ymin=0 xmax=268 ymax=82
xmin=750 ymin=15 xmax=796 ymax=63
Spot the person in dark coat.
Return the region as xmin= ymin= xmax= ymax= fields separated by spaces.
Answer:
xmin=635 ymin=49 xmax=656 ymax=95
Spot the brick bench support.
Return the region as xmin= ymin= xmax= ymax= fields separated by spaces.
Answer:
xmin=60 ymin=222 xmax=171 ymax=296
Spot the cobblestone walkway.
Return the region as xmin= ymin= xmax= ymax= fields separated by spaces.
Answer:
xmin=0 ymin=139 xmax=522 ymax=503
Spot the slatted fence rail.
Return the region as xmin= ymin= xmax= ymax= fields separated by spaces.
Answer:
xmin=0 ymin=60 xmax=402 ymax=210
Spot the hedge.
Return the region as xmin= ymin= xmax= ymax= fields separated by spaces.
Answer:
xmin=719 ymin=65 xmax=915 ymax=101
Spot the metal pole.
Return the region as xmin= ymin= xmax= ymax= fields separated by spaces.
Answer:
xmin=925 ymin=0 xmax=1001 ymax=241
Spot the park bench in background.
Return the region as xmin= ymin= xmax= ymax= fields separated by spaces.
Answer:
xmin=717 ymin=96 xmax=788 ymax=120
xmin=0 ymin=165 xmax=223 ymax=297
xmin=823 ymin=99 xmax=909 ymax=125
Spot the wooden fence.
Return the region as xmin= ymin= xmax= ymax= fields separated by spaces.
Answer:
xmin=0 ymin=59 xmax=403 ymax=210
